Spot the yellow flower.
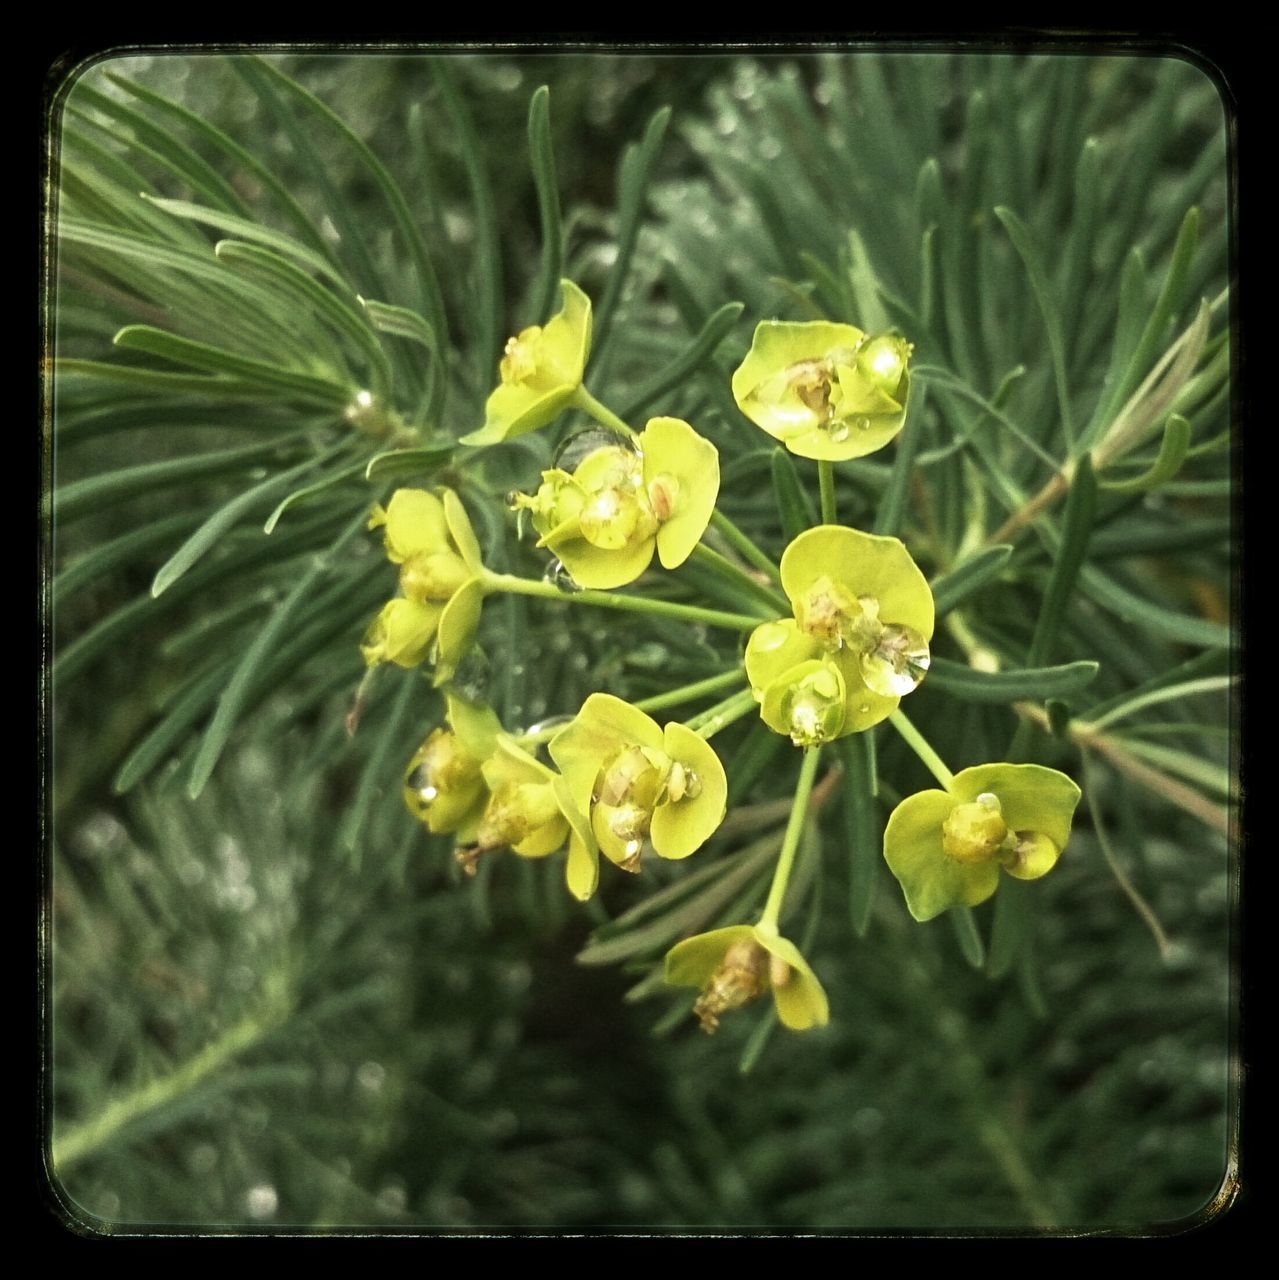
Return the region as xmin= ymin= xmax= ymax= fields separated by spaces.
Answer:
xmin=882 ymin=763 xmax=1082 ymax=921
xmin=731 ymin=319 xmax=912 ymax=461
xmin=461 ymin=280 xmax=592 ymax=446
xmin=402 ymin=693 xmax=502 ymax=839
xmin=455 ymin=734 xmax=572 ymax=875
xmin=548 ymin=693 xmax=728 ymax=901
xmin=512 ymin=417 xmax=720 ymax=590
xmin=665 ymin=923 xmax=829 ymax=1033
xmin=363 ymin=488 xmax=486 ymax=683
xmin=745 ymin=526 xmax=934 ymax=742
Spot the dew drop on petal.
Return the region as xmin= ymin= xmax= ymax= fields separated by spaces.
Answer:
xmin=860 ymin=623 xmax=931 ymax=696
xmin=752 ymin=621 xmax=792 ymax=652
xmin=828 ymin=421 xmax=850 ymax=443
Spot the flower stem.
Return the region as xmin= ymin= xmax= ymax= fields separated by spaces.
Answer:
xmin=482 ymin=571 xmax=762 ymax=631
xmin=818 ymin=460 xmax=837 ymax=525
xmin=636 ymin=668 xmax=746 ymax=716
xmin=685 ymin=687 xmax=759 ymax=739
xmin=709 ymin=509 xmax=781 ymax=583
xmin=760 ymin=745 xmax=822 ymax=930
xmin=571 ymin=384 xmax=638 ymax=439
xmin=888 ymin=709 xmax=955 ymax=789
xmin=690 ymin=542 xmax=788 ymax=616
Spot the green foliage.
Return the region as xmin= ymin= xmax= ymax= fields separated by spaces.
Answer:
xmin=48 ymin=51 xmax=1234 ymax=1233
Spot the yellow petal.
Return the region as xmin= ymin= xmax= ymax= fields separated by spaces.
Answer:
xmin=545 ymin=529 xmax=655 ymax=590
xmin=780 ymin=526 xmax=934 ymax=641
xmin=361 ymin=597 xmax=440 ymax=669
xmin=650 ymin=723 xmax=728 ymax=859
xmin=432 ymin=577 xmax=484 ymax=686
xmin=381 ymin=489 xmax=448 ymax=563
xmin=753 ymin=927 xmax=830 ymax=1030
xmin=641 ymin=417 xmax=720 ymax=570
xmin=664 ymin=925 xmax=755 ymax=988
xmin=564 ymin=829 xmax=600 ymax=901
xmin=883 ymin=789 xmax=1000 ymax=921
xmin=744 ymin=619 xmax=821 ymax=698
xmin=443 ymin=488 xmax=485 ymax=575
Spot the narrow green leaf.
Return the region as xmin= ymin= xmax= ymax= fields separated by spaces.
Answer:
xmin=771 ymin=448 xmax=817 ymax=543
xmin=264 ymin=460 xmax=369 ymax=534
xmin=930 ymin=657 xmax=1100 ymax=704
xmin=994 ymin=206 xmax=1075 ymax=450
xmin=105 ymin=73 xmax=342 ymax=270
xmin=341 ymin=674 xmax=421 ymax=862
xmin=1046 ymin=699 xmax=1073 ymax=739
xmin=738 ymin=1008 xmax=779 ymax=1076
xmin=213 ymin=240 xmax=391 ymax=395
xmin=839 ymin=732 xmax=879 ymax=938
xmin=1089 ymin=208 xmax=1201 ymax=448
xmin=726 ymin=722 xmax=785 ymax=804
xmin=186 ymin=510 xmax=369 ymax=798
xmin=113 ymin=659 xmax=238 ymax=794
xmin=949 ymin=905 xmax=986 ymax=969
xmin=73 ymin=80 xmax=250 ymax=217
xmin=987 ymin=871 xmax=1035 ymax=980
xmin=1086 ymin=675 xmax=1235 ymax=734
xmin=1027 ymin=454 xmax=1098 ymax=669
xmin=431 ymin=57 xmax=503 ymax=387
xmin=54 ymin=437 xmax=303 ymax=523
xmin=930 ymin=545 xmax=1013 ymax=616
xmin=874 ymin=382 xmax=929 ymax=537
xmin=152 ymin=447 xmax=343 ymax=597
xmin=617 ymin=302 xmax=744 ymax=422
xmin=1059 ymin=138 xmax=1102 ymax=345
xmin=364 ymin=445 xmax=455 ymax=482
xmin=1089 ymin=515 xmax=1230 ymax=559
xmin=1111 ymin=737 xmax=1234 ymax=801
xmin=527 ymin=85 xmax=564 ymax=326
xmin=114 ymin=325 xmax=351 ymax=406
xmin=589 ymin=105 xmax=672 ymax=372
xmin=845 ymin=229 xmax=890 ymax=333
xmin=358 ymin=298 xmax=437 ymax=352
xmin=140 ymin=196 xmax=345 ymax=287
xmin=54 ymin=358 xmax=264 ymax=399
xmin=54 ymin=512 xmax=201 ymax=603
xmin=1084 ymin=648 xmax=1230 ymax=724
xmin=1099 ymin=414 xmax=1192 ymax=494
xmin=1080 ymin=564 xmax=1231 ymax=649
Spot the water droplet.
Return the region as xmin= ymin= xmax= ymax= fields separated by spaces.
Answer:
xmin=543 ymin=558 xmax=582 ymax=593
xmin=449 ymin=647 xmax=491 ymax=701
xmin=752 ymin=621 xmax=792 ymax=652
xmin=554 ymin=427 xmax=635 ymax=472
xmin=855 ymin=415 xmax=872 ymax=431
xmin=504 ymin=490 xmax=523 ymax=510
xmin=828 ymin=422 xmax=850 ymax=442
xmin=860 ymin=623 xmax=931 ymax=696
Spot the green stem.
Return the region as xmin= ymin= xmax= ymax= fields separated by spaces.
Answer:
xmin=709 ymin=509 xmax=782 ymax=583
xmin=818 ymin=459 xmax=837 ymax=525
xmin=482 ymin=571 xmax=762 ymax=632
xmin=636 ymin=668 xmax=746 ymax=716
xmin=685 ymin=687 xmax=759 ymax=739
xmin=571 ymin=384 xmax=638 ymax=439
xmin=690 ymin=542 xmax=788 ymax=615
xmin=760 ymin=745 xmax=822 ymax=929
xmin=888 ymin=708 xmax=955 ymax=789
xmin=53 ymin=997 xmax=288 ymax=1170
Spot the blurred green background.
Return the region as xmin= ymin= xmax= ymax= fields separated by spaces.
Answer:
xmin=48 ymin=50 xmax=1234 ymax=1232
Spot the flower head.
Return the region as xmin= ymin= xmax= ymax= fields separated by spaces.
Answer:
xmin=548 ymin=693 xmax=728 ymax=900
xmin=402 ymin=694 xmax=501 ymax=839
xmin=731 ymin=320 xmax=912 ymax=461
xmin=454 ymin=733 xmax=573 ymax=875
xmin=461 ymin=280 xmax=592 ymax=446
xmin=665 ymin=923 xmax=829 ymax=1033
xmin=363 ymin=488 xmax=486 ymax=683
xmin=745 ymin=526 xmax=934 ymax=743
xmin=511 ymin=417 xmax=719 ymax=590
xmin=883 ymin=763 xmax=1082 ymax=921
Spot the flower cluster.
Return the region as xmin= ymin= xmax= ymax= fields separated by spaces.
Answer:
xmin=362 ymin=488 xmax=485 ymax=684
xmin=366 ymin=280 xmax=1083 ymax=1045
xmin=745 ymin=526 xmax=934 ymax=744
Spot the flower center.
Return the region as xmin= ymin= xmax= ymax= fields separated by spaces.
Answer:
xmin=693 ymin=938 xmax=772 ymax=1034
xmin=591 ymin=745 xmax=670 ymax=871
xmin=942 ymin=792 xmax=1010 ymax=864
xmin=794 ymin=577 xmax=930 ymax=697
xmin=499 ymin=326 xmax=542 ymax=384
xmin=781 ymin=664 xmax=845 ymax=747
xmin=399 ymin=549 xmax=470 ymax=603
xmin=476 ymin=780 xmax=560 ymax=851
xmin=576 ymin=449 xmax=661 ymax=551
